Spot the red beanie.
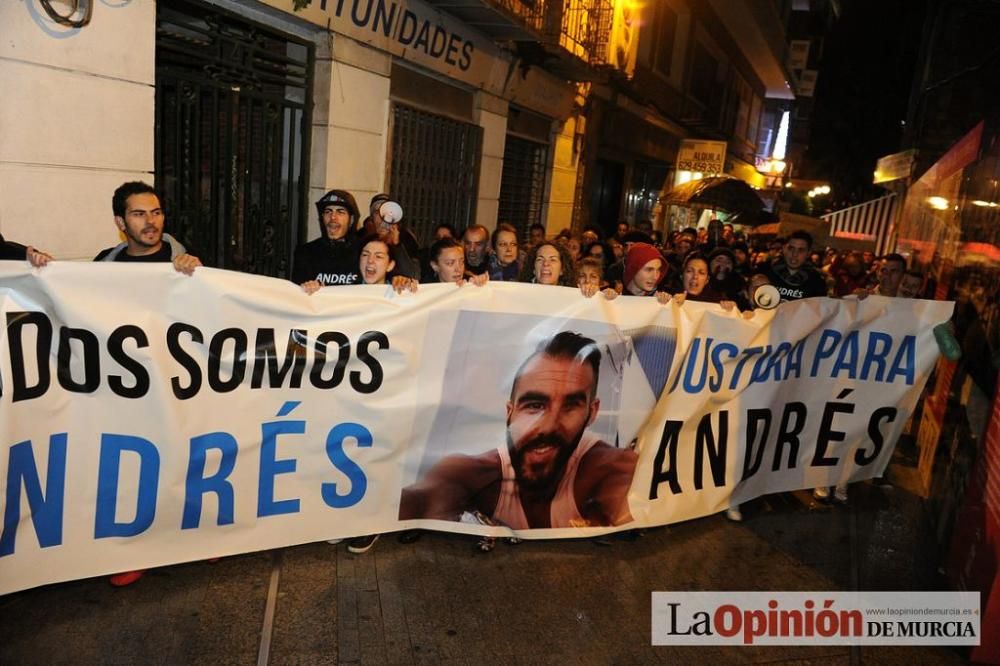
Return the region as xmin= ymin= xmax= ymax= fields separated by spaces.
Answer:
xmin=624 ymin=242 xmax=665 ymax=289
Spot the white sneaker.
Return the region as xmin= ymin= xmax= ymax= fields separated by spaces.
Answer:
xmin=326 ymin=538 xmax=344 ymax=545
xmin=833 ymin=484 xmax=849 ymax=504
xmin=813 ymin=486 xmax=830 ymax=501
xmin=725 ymin=507 xmax=743 ymax=522
xmin=347 ymin=534 xmax=380 ymax=554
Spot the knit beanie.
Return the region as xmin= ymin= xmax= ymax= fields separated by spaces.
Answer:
xmin=624 ymin=242 xmax=665 ymax=289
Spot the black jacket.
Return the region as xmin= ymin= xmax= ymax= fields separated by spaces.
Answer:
xmin=762 ymin=261 xmax=828 ymax=301
xmin=0 ymin=233 xmax=27 ymax=261
xmin=292 ymin=237 xmax=360 ymax=285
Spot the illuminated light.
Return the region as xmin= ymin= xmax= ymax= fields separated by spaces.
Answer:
xmin=784 ymin=182 xmax=793 ymax=188
xmin=677 ymin=171 xmax=693 ymax=185
xmin=926 ymin=196 xmax=949 ymax=210
xmin=771 ymin=160 xmax=786 ymax=173
xmin=692 ymin=172 xmax=703 ymax=180
xmin=773 ymin=110 xmax=790 ymax=160
xmin=818 ymin=185 xmax=830 ymax=195
xmin=971 ymin=200 xmax=999 ymax=207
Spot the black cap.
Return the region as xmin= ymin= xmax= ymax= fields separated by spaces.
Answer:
xmin=315 ymin=189 xmax=359 ymax=221
xmin=708 ymin=246 xmax=736 ymax=264
xmin=621 ymin=231 xmax=654 ymax=245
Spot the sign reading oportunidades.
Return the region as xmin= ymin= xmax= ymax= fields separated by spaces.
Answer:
xmin=0 ymin=265 xmax=952 ymax=594
xmin=261 ymin=0 xmax=510 ymax=94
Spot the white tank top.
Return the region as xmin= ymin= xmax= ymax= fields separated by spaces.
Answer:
xmin=492 ymin=433 xmax=601 ymax=529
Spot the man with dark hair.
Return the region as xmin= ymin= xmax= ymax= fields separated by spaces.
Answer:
xmin=762 ymin=230 xmax=827 ymax=301
xmin=399 ymin=331 xmax=637 ymax=529
xmin=697 ymin=219 xmax=727 ymax=253
xmin=527 ymin=222 xmax=546 ymax=248
xmin=362 ymin=193 xmax=421 ymax=280
xmin=875 ymin=253 xmax=907 ymax=296
xmin=293 ymin=189 xmax=361 ymax=288
xmin=95 ymin=181 xmax=201 ymax=274
xmin=707 ymin=246 xmax=746 ymax=300
xmin=897 ymin=269 xmax=925 ymax=299
xmin=463 ymin=224 xmax=491 ymax=275
xmin=97 ymin=181 xmax=201 ymax=586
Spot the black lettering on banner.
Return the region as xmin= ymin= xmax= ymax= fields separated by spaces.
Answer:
xmin=351 ymin=331 xmax=388 ymax=393
xmin=812 ymin=390 xmax=855 ymax=467
xmin=168 ymin=322 xmax=204 ymax=400
xmin=772 ymin=402 xmax=807 ymax=471
xmin=741 ymin=408 xmax=772 ymax=481
xmin=208 ymin=328 xmax=248 ymax=393
xmin=5 ymin=311 xmax=52 ymax=402
xmin=310 ymin=331 xmax=351 ymax=389
xmin=694 ymin=411 xmax=727 ymax=490
xmin=107 ymin=325 xmax=150 ymax=399
xmin=250 ymin=329 xmax=307 ymax=389
xmin=56 ymin=326 xmax=100 ymax=394
xmin=856 ymin=406 xmax=897 ymax=465
xmin=649 ymin=420 xmax=683 ymax=498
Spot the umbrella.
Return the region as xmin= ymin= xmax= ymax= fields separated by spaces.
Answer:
xmin=659 ymin=176 xmax=765 ymax=215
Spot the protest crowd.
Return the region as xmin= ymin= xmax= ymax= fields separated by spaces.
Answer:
xmin=1 ymin=180 xmax=955 ymax=587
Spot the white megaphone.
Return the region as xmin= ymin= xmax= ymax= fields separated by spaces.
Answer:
xmin=378 ymin=200 xmax=403 ymax=224
xmin=753 ymin=284 xmax=781 ymax=310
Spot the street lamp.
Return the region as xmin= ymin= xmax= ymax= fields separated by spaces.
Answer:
xmin=759 ymin=159 xmax=787 ymax=189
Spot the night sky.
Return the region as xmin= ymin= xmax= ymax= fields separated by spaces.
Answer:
xmin=804 ymin=0 xmax=928 ymax=207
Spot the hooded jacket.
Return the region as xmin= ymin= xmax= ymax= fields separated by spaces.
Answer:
xmin=94 ymin=233 xmax=187 ymax=262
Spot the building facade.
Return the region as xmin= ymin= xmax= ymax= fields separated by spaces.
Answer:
xmin=2 ymin=0 xmax=804 ymax=271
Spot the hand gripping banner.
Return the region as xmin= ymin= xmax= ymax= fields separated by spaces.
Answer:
xmin=0 ymin=264 xmax=953 ymax=593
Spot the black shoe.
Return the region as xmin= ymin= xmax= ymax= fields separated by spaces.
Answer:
xmin=397 ymin=529 xmax=422 ymax=544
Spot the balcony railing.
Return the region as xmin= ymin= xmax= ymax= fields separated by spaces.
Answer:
xmin=426 ymin=0 xmax=615 ymax=71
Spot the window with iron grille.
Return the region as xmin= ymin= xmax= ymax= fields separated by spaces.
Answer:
xmin=388 ymin=104 xmax=482 ymax=246
xmin=498 ymin=135 xmax=549 ymax=240
xmin=155 ymin=0 xmax=312 ymax=278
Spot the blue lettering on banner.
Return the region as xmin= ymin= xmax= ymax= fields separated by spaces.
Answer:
xmin=257 ymin=403 xmax=306 ymax=518
xmin=673 ymin=330 xmax=918 ymax=395
xmin=322 ymin=422 xmax=372 ymax=508
xmin=182 ymin=432 xmax=238 ymax=529
xmin=94 ymin=434 xmax=161 ymax=539
xmin=0 ymin=434 xmax=67 ymax=557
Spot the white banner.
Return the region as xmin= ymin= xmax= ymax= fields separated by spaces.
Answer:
xmin=0 ymin=264 xmax=953 ymax=594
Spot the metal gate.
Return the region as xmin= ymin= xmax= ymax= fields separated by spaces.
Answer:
xmin=155 ymin=0 xmax=312 ymax=277
xmin=498 ymin=134 xmax=548 ymax=240
xmin=388 ymin=104 xmax=482 ymax=245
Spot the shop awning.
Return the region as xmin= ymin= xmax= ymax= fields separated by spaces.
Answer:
xmin=660 ymin=176 xmax=765 ymax=215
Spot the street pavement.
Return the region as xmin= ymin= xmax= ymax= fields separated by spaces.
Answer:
xmin=0 ymin=477 xmax=967 ymax=665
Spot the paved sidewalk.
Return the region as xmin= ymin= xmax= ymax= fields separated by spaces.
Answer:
xmin=0 ymin=482 xmax=967 ymax=665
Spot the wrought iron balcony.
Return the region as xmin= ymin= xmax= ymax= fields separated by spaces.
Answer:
xmin=425 ymin=0 xmax=615 ymax=80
